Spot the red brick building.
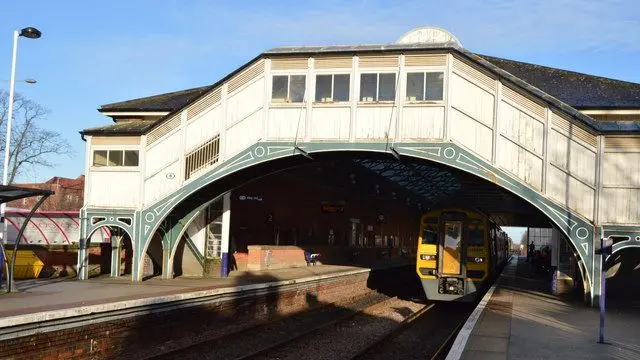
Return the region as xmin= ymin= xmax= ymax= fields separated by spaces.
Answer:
xmin=9 ymin=175 xmax=84 ymax=211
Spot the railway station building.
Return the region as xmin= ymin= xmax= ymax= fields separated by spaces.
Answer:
xmin=78 ymin=27 xmax=640 ymax=304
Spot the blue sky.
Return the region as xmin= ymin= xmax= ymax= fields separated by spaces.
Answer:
xmin=2 ymin=0 xmax=640 ymax=184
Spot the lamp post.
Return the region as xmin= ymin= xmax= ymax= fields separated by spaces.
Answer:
xmin=0 ymin=27 xmax=40 ymax=287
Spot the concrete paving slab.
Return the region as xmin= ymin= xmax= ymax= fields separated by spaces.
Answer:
xmin=460 ymin=349 xmax=506 ymax=360
xmin=467 ymin=334 xmax=509 ymax=353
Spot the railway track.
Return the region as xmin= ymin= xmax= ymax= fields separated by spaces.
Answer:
xmin=350 ymin=302 xmax=473 ymax=360
xmin=234 ymin=296 xmax=429 ymax=360
xmin=152 ymin=265 xmax=475 ymax=360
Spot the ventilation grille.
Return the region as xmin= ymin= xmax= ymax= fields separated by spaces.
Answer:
xmin=146 ymin=114 xmax=181 ymax=146
xmin=271 ymin=57 xmax=308 ymax=70
xmin=359 ymin=55 xmax=399 ymax=68
xmin=502 ymin=86 xmax=546 ymax=119
xmin=187 ymin=88 xmax=221 ymax=121
xmin=452 ymin=57 xmax=496 ymax=91
xmin=185 ymin=135 xmax=220 ymax=180
xmin=315 ymin=56 xmax=352 ymax=69
xmin=552 ymin=113 xmax=598 ymax=148
xmin=404 ymin=54 xmax=447 ymax=67
xmin=605 ymin=136 xmax=640 ymax=150
xmin=228 ymin=60 xmax=265 ymax=94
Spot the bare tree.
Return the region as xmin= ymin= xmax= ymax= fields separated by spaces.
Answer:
xmin=0 ymin=90 xmax=73 ymax=184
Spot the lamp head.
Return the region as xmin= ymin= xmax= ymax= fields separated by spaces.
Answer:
xmin=24 ymin=79 xmax=37 ymax=84
xmin=20 ymin=27 xmax=41 ymax=39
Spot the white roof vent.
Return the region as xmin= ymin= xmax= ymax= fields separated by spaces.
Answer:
xmin=395 ymin=27 xmax=462 ymax=48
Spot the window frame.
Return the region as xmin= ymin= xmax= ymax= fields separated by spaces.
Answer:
xmin=358 ymin=71 xmax=397 ymax=104
xmin=314 ymin=73 xmax=351 ymax=104
xmin=404 ymin=70 xmax=445 ymax=103
xmin=90 ymin=147 xmax=140 ymax=170
xmin=271 ymin=73 xmax=307 ymax=104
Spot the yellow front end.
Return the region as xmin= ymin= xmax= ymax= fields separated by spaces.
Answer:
xmin=416 ymin=216 xmax=439 ymax=279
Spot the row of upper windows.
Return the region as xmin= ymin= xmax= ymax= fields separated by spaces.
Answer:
xmin=272 ymin=72 xmax=444 ymax=103
xmin=93 ymin=150 xmax=139 ymax=167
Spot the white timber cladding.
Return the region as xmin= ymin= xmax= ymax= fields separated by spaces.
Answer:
xmin=452 ymin=57 xmax=496 ymax=92
xmin=146 ymin=113 xmax=181 ymax=146
xmin=404 ymin=54 xmax=446 ymax=67
xmin=144 ymin=161 xmax=181 ymax=205
xmin=88 ymin=171 xmax=140 ymax=208
xmin=400 ymin=107 xmax=444 ymax=140
xmin=186 ymin=104 xmax=223 ymax=152
xmin=501 ymin=86 xmax=546 ymax=120
xmin=271 ymin=57 xmax=308 ymax=70
xmin=545 ymin=112 xmax=597 ymax=219
xmin=187 ymin=88 xmax=221 ymax=121
xmin=311 ymin=106 xmax=350 ymax=139
xmin=495 ymin=82 xmax=546 ymax=192
xmin=314 ymin=56 xmax=352 ymax=69
xmin=358 ymin=55 xmax=399 ymax=68
xmin=601 ymin=136 xmax=640 ymax=224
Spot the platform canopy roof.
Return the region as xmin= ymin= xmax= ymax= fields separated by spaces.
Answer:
xmin=0 ymin=185 xmax=52 ymax=204
xmin=284 ymin=154 xmax=552 ymax=228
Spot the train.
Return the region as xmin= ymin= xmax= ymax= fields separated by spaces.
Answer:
xmin=415 ymin=208 xmax=511 ymax=301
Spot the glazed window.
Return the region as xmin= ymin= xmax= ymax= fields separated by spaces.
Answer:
xmin=315 ymin=74 xmax=350 ymax=102
xmin=360 ymin=73 xmax=396 ymax=102
xmin=421 ymin=218 xmax=439 ymax=245
xmin=467 ymin=220 xmax=485 ymax=246
xmin=93 ymin=150 xmax=139 ymax=167
xmin=406 ymin=72 xmax=444 ymax=101
xmin=272 ymin=75 xmax=306 ymax=103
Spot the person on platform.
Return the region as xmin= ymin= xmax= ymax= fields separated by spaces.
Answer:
xmin=527 ymin=241 xmax=535 ymax=262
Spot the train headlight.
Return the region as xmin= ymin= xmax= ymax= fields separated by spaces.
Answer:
xmin=420 ymin=254 xmax=436 ymax=261
xmin=467 ymin=256 xmax=485 ymax=263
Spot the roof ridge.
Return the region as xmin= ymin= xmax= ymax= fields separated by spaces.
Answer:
xmin=476 ymin=53 xmax=640 ymax=87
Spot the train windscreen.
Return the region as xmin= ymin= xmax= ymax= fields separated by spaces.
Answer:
xmin=421 ymin=218 xmax=439 ymax=245
xmin=467 ymin=220 xmax=485 ymax=246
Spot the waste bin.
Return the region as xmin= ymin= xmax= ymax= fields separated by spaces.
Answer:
xmin=5 ymin=250 xmax=44 ymax=279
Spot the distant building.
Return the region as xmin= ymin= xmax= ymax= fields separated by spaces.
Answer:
xmin=9 ymin=175 xmax=84 ymax=211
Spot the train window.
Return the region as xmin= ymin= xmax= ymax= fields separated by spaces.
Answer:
xmin=467 ymin=220 xmax=485 ymax=246
xmin=421 ymin=218 xmax=439 ymax=245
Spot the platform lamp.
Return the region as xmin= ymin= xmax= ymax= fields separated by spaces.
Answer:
xmin=1 ymin=27 xmax=41 ymax=253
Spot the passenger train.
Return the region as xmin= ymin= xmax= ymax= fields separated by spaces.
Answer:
xmin=416 ymin=208 xmax=510 ymax=301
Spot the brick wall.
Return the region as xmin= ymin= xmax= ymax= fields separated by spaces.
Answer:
xmin=246 ymin=245 xmax=307 ymax=270
xmin=0 ymin=272 xmax=372 ymax=359
xmin=9 ymin=176 xmax=84 ymax=211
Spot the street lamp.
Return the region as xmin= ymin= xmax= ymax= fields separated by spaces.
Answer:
xmin=1 ymin=27 xmax=41 ymax=285
xmin=1 ymin=79 xmax=37 ymax=84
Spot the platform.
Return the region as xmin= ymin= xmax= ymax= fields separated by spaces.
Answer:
xmin=448 ymin=257 xmax=640 ymax=360
xmin=0 ymin=258 xmax=411 ymax=319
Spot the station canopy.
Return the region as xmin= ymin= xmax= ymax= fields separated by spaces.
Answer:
xmin=287 ymin=153 xmax=552 ymax=229
xmin=0 ymin=185 xmax=52 ymax=204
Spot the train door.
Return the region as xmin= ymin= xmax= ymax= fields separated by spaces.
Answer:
xmin=440 ymin=212 xmax=466 ymax=277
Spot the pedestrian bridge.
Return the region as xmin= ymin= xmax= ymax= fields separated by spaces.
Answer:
xmin=78 ymin=27 xmax=640 ymax=303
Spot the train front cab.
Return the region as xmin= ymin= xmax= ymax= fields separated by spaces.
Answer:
xmin=415 ymin=209 xmax=492 ymax=302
